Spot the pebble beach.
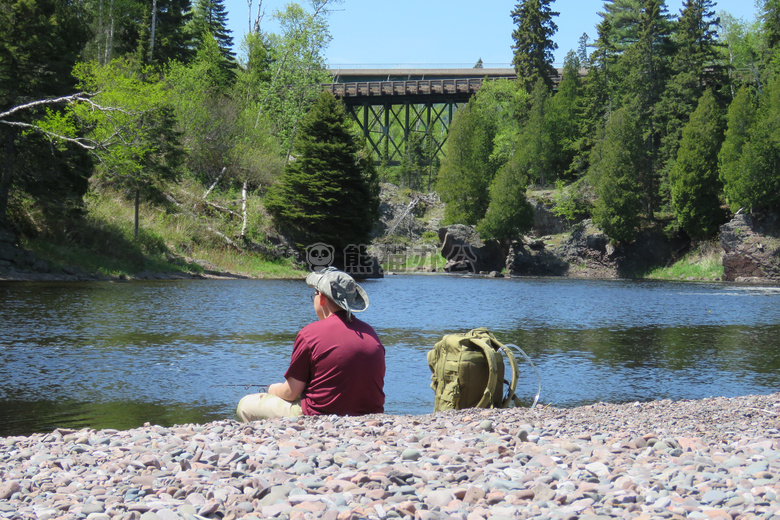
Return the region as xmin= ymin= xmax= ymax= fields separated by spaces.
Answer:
xmin=1 ymin=394 xmax=779 ymax=520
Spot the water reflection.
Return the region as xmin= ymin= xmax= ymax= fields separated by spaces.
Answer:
xmin=1 ymin=276 xmax=779 ymax=436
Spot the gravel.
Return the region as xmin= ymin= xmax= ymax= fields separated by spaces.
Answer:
xmin=1 ymin=393 xmax=779 ymax=520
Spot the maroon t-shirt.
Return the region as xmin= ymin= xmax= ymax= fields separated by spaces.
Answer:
xmin=284 ymin=312 xmax=385 ymax=416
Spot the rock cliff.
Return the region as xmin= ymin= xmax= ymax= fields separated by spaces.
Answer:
xmin=720 ymin=212 xmax=780 ymax=282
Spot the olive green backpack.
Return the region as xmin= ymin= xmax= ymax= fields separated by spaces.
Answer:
xmin=427 ymin=328 xmax=540 ymax=412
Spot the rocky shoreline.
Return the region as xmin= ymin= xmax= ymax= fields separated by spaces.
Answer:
xmin=1 ymin=394 xmax=778 ymax=520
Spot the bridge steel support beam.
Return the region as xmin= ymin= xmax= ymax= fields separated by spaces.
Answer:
xmin=344 ymin=99 xmax=464 ymax=164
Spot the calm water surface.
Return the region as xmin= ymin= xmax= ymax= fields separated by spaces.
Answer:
xmin=1 ymin=275 xmax=779 ymax=436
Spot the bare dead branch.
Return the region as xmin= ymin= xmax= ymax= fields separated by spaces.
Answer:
xmin=0 ymin=120 xmax=101 ymax=150
xmin=202 ymin=199 xmax=241 ymax=219
xmin=203 ymin=167 xmax=227 ymax=200
xmin=207 ymin=226 xmax=244 ymax=253
xmin=0 ymin=93 xmax=92 ymax=119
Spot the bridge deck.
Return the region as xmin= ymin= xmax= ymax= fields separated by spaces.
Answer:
xmin=326 ymin=78 xmax=485 ymax=101
xmin=324 ymin=67 xmax=565 ymax=104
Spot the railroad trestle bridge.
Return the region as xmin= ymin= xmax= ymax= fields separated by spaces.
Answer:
xmin=324 ymin=68 xmax=522 ymax=164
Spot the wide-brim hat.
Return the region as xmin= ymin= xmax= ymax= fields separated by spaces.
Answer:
xmin=306 ymin=267 xmax=369 ymax=316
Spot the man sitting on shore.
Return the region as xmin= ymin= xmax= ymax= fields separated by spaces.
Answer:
xmin=237 ymin=267 xmax=386 ymax=420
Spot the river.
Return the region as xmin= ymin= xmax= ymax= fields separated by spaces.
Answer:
xmin=1 ymin=275 xmax=779 ymax=437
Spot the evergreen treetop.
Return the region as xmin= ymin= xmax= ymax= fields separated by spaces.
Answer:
xmin=263 ymin=91 xmax=378 ymax=256
xmin=511 ymin=0 xmax=559 ymax=92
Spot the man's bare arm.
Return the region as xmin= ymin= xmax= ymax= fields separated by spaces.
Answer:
xmin=269 ymin=377 xmax=305 ymax=401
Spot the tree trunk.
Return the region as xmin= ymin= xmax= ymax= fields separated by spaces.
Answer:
xmin=203 ymin=167 xmax=226 ymax=200
xmin=240 ymin=181 xmax=248 ymax=240
xmin=149 ymin=0 xmax=158 ymax=62
xmin=105 ymin=0 xmax=115 ymax=64
xmin=134 ymin=188 xmax=140 ymax=240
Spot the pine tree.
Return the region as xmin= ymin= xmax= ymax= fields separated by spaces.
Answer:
xmin=616 ymin=0 xmax=673 ymax=219
xmin=572 ymin=20 xmax=617 ymax=176
xmin=476 ymin=161 xmax=535 ymax=241
xmin=657 ymin=0 xmax=724 ymax=176
xmin=718 ymin=87 xmax=755 ymax=202
xmin=547 ymin=51 xmax=585 ymax=179
xmin=437 ymin=98 xmax=498 ymax=225
xmin=599 ymin=0 xmax=644 ymax=53
xmin=264 ymin=92 xmax=379 ymax=255
xmin=520 ymin=78 xmax=553 ymax=185
xmin=189 ymin=0 xmax=236 ymax=83
xmin=589 ymin=107 xmax=644 ymax=243
xmin=720 ymin=79 xmax=780 ymax=212
xmin=669 ymin=89 xmax=726 ymax=238
xmin=762 ymin=0 xmax=780 ymax=55
xmin=510 ymin=0 xmax=559 ymax=92
xmin=149 ymin=0 xmax=195 ymax=64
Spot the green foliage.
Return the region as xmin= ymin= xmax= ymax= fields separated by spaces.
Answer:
xmin=644 ymin=242 xmax=724 ymax=280
xmin=189 ymin=0 xmax=236 ymax=81
xmin=73 ymin=61 xmax=184 ymax=190
xmin=476 ymin=160 xmax=535 ymax=241
xmin=600 ymin=0 xmax=644 ymax=53
xmin=548 ymin=52 xmax=585 ymax=180
xmin=719 ymin=14 xmax=763 ymax=91
xmin=437 ymin=99 xmax=499 ymax=225
xmin=437 ymin=79 xmax=527 ymax=227
xmin=720 ymin=80 xmax=780 ymax=212
xmin=510 ymin=0 xmax=559 ymax=92
xmin=264 ymin=92 xmax=379 ymax=256
xmin=0 ymin=0 xmax=92 ymax=226
xmin=137 ymin=0 xmax=196 ymax=66
xmin=520 ymin=79 xmax=554 ymax=186
xmin=722 ymin=78 xmax=780 ymax=212
xmin=167 ymin=40 xmax=285 ymax=191
xmin=669 ymin=89 xmax=726 ymax=238
xmin=590 ymin=107 xmax=644 ymax=243
xmin=551 ymin=179 xmax=591 ymax=222
xmin=719 ymin=87 xmax=755 ymax=204
xmin=0 ymin=0 xmax=90 ymax=106
xmin=65 ymin=60 xmax=184 ymax=236
xmin=258 ymin=3 xmax=332 ymax=155
xmin=657 ymin=0 xmax=725 ymax=174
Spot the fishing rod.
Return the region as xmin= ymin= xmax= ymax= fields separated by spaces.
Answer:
xmin=211 ymin=384 xmax=270 ymax=391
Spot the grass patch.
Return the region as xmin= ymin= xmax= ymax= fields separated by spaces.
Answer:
xmin=645 ymin=243 xmax=724 ymax=281
xmin=20 ymin=181 xmax=308 ymax=279
xmin=190 ymin=246 xmax=306 ymax=279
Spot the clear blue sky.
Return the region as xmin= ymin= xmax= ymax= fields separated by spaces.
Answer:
xmin=223 ymin=0 xmax=761 ymax=67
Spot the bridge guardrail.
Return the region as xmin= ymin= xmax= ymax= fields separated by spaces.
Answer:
xmin=325 ymin=78 xmax=485 ymax=98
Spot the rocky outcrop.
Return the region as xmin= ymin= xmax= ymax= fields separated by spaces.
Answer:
xmin=511 ymin=220 xmax=683 ymax=279
xmin=438 ymin=224 xmax=504 ymax=273
xmin=505 ymin=237 xmax=568 ymax=276
xmin=552 ymin=220 xmax=616 ymax=276
xmin=720 ymin=212 xmax=780 ymax=282
xmin=529 ymin=197 xmax=571 ymax=236
xmin=0 ymin=228 xmax=54 ymax=278
xmin=373 ymin=183 xmax=442 ymax=240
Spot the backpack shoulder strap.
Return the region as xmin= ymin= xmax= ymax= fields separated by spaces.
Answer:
xmin=467 ymin=336 xmax=501 ymax=408
xmin=472 ymin=329 xmax=521 ymax=408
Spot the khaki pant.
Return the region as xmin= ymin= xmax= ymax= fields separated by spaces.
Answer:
xmin=236 ymin=393 xmax=303 ymax=422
